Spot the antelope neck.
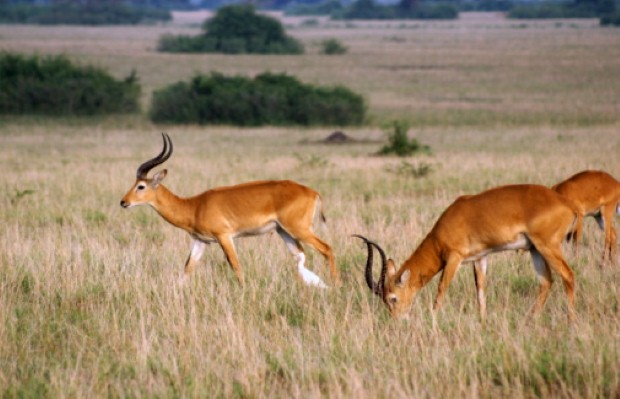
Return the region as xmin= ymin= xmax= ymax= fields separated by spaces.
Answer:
xmin=401 ymin=236 xmax=443 ymax=286
xmin=150 ymin=185 xmax=196 ymax=232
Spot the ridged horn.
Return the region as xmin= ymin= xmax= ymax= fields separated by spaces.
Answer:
xmin=136 ymin=133 xmax=173 ymax=180
xmin=353 ymin=234 xmax=388 ymax=298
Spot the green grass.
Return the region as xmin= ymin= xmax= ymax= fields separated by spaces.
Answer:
xmin=0 ymin=11 xmax=619 ymax=398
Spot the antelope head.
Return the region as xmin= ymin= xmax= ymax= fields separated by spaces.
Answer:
xmin=354 ymin=235 xmax=417 ymax=319
xmin=120 ymin=133 xmax=173 ymax=209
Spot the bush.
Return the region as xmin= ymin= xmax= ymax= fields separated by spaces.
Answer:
xmin=378 ymin=120 xmax=431 ymax=157
xmin=0 ymin=53 xmax=140 ymax=115
xmin=321 ymin=38 xmax=348 ymax=55
xmin=149 ymin=72 xmax=365 ymax=126
xmin=157 ymin=34 xmax=216 ymax=53
xmin=158 ymin=4 xmax=304 ymax=54
xmin=0 ymin=3 xmax=171 ymax=25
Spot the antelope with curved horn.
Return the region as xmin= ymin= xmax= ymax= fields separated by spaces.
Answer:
xmin=120 ymin=133 xmax=340 ymax=288
xmin=355 ymin=184 xmax=579 ymax=320
xmin=552 ymin=170 xmax=620 ymax=265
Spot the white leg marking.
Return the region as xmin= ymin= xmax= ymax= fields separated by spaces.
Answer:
xmin=179 ymin=239 xmax=207 ymax=285
xmin=191 ymin=240 xmax=207 ymax=259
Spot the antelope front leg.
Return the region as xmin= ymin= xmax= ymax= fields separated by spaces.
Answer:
xmin=434 ymin=256 xmax=463 ymax=310
xmin=181 ymin=239 xmax=207 ymax=283
xmin=216 ymin=234 xmax=244 ymax=286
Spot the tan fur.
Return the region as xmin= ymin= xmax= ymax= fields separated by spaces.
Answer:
xmin=121 ymin=163 xmax=339 ymax=287
xmin=552 ymin=170 xmax=620 ymax=265
xmin=368 ymin=184 xmax=578 ymax=320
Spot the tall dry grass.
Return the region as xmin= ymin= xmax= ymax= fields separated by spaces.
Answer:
xmin=1 ymin=12 xmax=620 ymax=398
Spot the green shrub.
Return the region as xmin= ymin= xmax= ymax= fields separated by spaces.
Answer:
xmin=0 ymin=3 xmax=171 ymax=25
xmin=149 ymin=72 xmax=365 ymax=126
xmin=0 ymin=53 xmax=140 ymax=115
xmin=157 ymin=34 xmax=216 ymax=53
xmin=158 ymin=4 xmax=304 ymax=55
xmin=378 ymin=120 xmax=431 ymax=157
xmin=321 ymin=38 xmax=348 ymax=55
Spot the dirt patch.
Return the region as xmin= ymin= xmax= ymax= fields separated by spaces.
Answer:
xmin=301 ymin=131 xmax=382 ymax=145
xmin=324 ymin=131 xmax=353 ymax=143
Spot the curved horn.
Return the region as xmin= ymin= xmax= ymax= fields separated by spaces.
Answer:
xmin=136 ymin=133 xmax=173 ymax=180
xmin=353 ymin=235 xmax=388 ymax=298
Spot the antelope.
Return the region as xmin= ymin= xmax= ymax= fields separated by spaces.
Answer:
xmin=355 ymin=184 xmax=579 ymax=320
xmin=552 ymin=170 xmax=620 ymax=265
xmin=120 ymin=133 xmax=340 ymax=288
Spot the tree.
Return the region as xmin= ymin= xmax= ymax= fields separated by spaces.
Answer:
xmin=201 ymin=4 xmax=303 ymax=54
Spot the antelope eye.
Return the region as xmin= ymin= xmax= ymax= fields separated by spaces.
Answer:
xmin=388 ymin=296 xmax=398 ymax=305
xmin=137 ymin=184 xmax=146 ymax=191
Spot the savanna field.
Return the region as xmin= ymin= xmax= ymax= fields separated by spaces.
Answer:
xmin=1 ymin=12 xmax=620 ymax=397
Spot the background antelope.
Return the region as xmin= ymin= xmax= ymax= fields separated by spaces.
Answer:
xmin=552 ymin=170 xmax=620 ymax=265
xmin=356 ymin=184 xmax=579 ymax=320
xmin=120 ymin=133 xmax=340 ymax=288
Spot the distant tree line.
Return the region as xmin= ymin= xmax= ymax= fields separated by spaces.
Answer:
xmin=286 ymin=0 xmax=616 ymax=22
xmin=335 ymin=0 xmax=458 ymax=20
xmin=507 ymin=0 xmax=615 ymax=18
xmin=0 ymin=0 xmax=171 ymax=25
xmin=600 ymin=9 xmax=620 ymax=24
xmin=2 ymin=0 xmax=617 ymax=22
xmin=286 ymin=0 xmax=460 ymax=18
xmin=285 ymin=0 xmax=343 ymax=15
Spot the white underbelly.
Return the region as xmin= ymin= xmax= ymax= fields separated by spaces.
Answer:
xmin=234 ymin=221 xmax=278 ymax=238
xmin=464 ymin=234 xmax=531 ymax=262
xmin=191 ymin=221 xmax=278 ymax=242
xmin=192 ymin=233 xmax=217 ymax=243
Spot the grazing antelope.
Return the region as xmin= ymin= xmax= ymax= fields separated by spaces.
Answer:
xmin=552 ymin=170 xmax=620 ymax=265
xmin=120 ymin=133 xmax=340 ymax=288
xmin=355 ymin=184 xmax=579 ymax=320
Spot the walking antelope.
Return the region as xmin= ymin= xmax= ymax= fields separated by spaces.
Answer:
xmin=552 ymin=170 xmax=620 ymax=265
xmin=120 ymin=133 xmax=340 ymax=288
xmin=355 ymin=184 xmax=579 ymax=320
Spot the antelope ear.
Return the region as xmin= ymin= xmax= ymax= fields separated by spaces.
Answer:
xmin=398 ymin=269 xmax=411 ymax=286
xmin=151 ymin=169 xmax=167 ymax=187
xmin=387 ymin=259 xmax=397 ymax=277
